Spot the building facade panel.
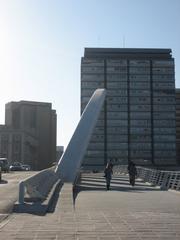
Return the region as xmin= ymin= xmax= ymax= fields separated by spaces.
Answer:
xmin=176 ymin=89 xmax=180 ymax=164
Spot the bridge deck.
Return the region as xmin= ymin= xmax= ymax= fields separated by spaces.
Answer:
xmin=0 ymin=173 xmax=180 ymax=239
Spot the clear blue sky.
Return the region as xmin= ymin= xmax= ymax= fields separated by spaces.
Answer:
xmin=0 ymin=0 xmax=180 ymax=148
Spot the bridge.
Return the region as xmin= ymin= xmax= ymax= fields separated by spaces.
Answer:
xmin=0 ymin=88 xmax=180 ymax=239
xmin=0 ymin=169 xmax=180 ymax=239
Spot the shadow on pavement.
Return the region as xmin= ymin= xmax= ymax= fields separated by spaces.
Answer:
xmin=81 ymin=177 xmax=147 ymax=187
xmin=13 ymin=181 xmax=63 ymax=216
xmin=0 ymin=179 xmax=8 ymax=184
xmin=47 ymin=181 xmax=63 ymax=213
xmin=73 ymin=174 xmax=161 ymax=202
xmin=78 ymin=182 xmax=160 ymax=192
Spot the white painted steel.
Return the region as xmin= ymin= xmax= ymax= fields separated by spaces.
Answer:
xmin=18 ymin=168 xmax=58 ymax=204
xmin=55 ymin=89 xmax=106 ymax=182
xmin=113 ymin=165 xmax=180 ymax=191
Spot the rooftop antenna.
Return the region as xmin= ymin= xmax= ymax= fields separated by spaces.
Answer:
xmin=123 ymin=35 xmax=125 ymax=48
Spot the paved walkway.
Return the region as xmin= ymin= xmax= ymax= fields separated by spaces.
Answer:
xmin=0 ymin=173 xmax=180 ymax=239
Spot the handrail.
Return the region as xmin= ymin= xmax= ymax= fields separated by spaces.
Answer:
xmin=18 ymin=167 xmax=59 ymax=204
xmin=0 ymin=167 xmax=1 ymax=182
xmin=73 ymin=169 xmax=82 ymax=191
xmin=114 ymin=165 xmax=180 ymax=191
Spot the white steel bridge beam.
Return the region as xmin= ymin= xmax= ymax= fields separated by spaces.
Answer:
xmin=55 ymin=88 xmax=106 ymax=182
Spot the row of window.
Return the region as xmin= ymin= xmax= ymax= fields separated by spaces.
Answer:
xmin=93 ymin=126 xmax=176 ymax=135
xmin=81 ymin=66 xmax=174 ymax=74
xmin=96 ymin=114 xmax=176 ymax=122
xmin=82 ymin=79 xmax=175 ymax=89
xmin=81 ymin=74 xmax=174 ymax=83
xmin=88 ymin=141 xmax=176 ymax=151
xmin=96 ymin=119 xmax=172 ymax=126
xmin=82 ymin=95 xmax=175 ymax=105
xmin=82 ymin=89 xmax=175 ymax=99
xmin=90 ymin=134 xmax=175 ymax=142
xmin=85 ymin=148 xmax=176 ymax=158
xmin=0 ymin=142 xmax=21 ymax=153
xmin=91 ymin=132 xmax=176 ymax=141
xmin=81 ymin=101 xmax=176 ymax=112
xmin=82 ymin=59 xmax=174 ymax=67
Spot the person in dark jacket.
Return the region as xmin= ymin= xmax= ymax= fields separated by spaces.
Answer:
xmin=127 ymin=161 xmax=137 ymax=186
xmin=104 ymin=162 xmax=113 ymax=190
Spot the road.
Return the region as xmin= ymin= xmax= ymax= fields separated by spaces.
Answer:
xmin=0 ymin=171 xmax=37 ymax=222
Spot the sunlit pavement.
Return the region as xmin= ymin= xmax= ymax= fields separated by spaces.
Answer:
xmin=0 ymin=171 xmax=37 ymax=214
xmin=0 ymin=173 xmax=180 ymax=239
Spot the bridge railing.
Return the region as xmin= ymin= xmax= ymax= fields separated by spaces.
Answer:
xmin=18 ymin=167 xmax=60 ymax=204
xmin=113 ymin=165 xmax=180 ymax=191
xmin=73 ymin=170 xmax=81 ymax=187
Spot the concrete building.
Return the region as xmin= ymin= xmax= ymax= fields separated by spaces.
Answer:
xmin=0 ymin=101 xmax=57 ymax=170
xmin=81 ymin=48 xmax=176 ymax=168
xmin=56 ymin=146 xmax=64 ymax=162
xmin=0 ymin=125 xmax=38 ymax=168
xmin=176 ymin=89 xmax=180 ymax=165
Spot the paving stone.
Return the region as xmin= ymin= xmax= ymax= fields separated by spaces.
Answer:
xmin=0 ymin=173 xmax=180 ymax=239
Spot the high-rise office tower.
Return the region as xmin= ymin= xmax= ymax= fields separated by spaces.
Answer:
xmin=81 ymin=48 xmax=176 ymax=168
xmin=176 ymin=89 xmax=180 ymax=164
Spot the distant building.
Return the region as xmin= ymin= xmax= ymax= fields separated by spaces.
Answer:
xmin=176 ymin=89 xmax=180 ymax=165
xmin=0 ymin=125 xmax=38 ymax=168
xmin=0 ymin=101 xmax=57 ymax=170
xmin=56 ymin=146 xmax=64 ymax=162
xmin=81 ymin=48 xmax=176 ymax=168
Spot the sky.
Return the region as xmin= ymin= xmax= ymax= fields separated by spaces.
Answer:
xmin=0 ymin=0 xmax=180 ymax=148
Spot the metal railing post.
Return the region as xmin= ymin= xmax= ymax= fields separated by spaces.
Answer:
xmin=160 ymin=172 xmax=169 ymax=190
xmin=114 ymin=165 xmax=180 ymax=192
xmin=19 ymin=181 xmax=25 ymax=204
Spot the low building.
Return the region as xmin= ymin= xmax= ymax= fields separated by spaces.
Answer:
xmin=0 ymin=125 xmax=38 ymax=168
xmin=0 ymin=100 xmax=57 ymax=170
xmin=56 ymin=146 xmax=64 ymax=162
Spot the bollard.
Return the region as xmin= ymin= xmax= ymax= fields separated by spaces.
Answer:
xmin=160 ymin=172 xmax=169 ymax=190
xmin=19 ymin=181 xmax=25 ymax=204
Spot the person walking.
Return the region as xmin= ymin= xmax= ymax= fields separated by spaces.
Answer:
xmin=127 ymin=161 xmax=137 ymax=186
xmin=104 ymin=162 xmax=113 ymax=190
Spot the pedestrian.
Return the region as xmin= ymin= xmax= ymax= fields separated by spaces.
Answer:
xmin=104 ymin=162 xmax=113 ymax=190
xmin=127 ymin=161 xmax=137 ymax=186
xmin=109 ymin=159 xmax=114 ymax=170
